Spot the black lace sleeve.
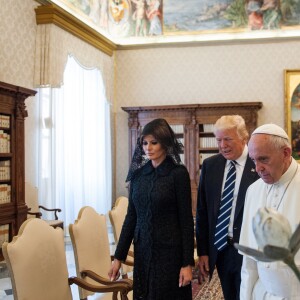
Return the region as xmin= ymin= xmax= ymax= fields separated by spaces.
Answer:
xmin=174 ymin=165 xmax=195 ymax=267
xmin=114 ymin=183 xmax=137 ymax=261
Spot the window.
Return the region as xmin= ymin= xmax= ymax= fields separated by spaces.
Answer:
xmin=37 ymin=55 xmax=112 ymax=233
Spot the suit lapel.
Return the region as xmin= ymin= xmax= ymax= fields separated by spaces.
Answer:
xmin=213 ymin=155 xmax=226 ymax=219
xmin=234 ymin=156 xmax=257 ymax=221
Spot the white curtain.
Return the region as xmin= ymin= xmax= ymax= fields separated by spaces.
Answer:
xmin=37 ymin=55 xmax=112 ymax=234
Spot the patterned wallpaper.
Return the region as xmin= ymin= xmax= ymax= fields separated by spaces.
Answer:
xmin=0 ymin=0 xmax=37 ymax=88
xmin=114 ymin=41 xmax=300 ymax=197
xmin=0 ymin=0 xmax=39 ymax=184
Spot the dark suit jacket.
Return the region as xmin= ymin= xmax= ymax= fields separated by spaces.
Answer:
xmin=196 ymin=153 xmax=259 ymax=278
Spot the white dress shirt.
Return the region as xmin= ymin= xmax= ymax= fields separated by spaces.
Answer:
xmin=221 ymin=145 xmax=248 ymax=237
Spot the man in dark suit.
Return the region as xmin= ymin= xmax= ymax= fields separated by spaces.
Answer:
xmin=196 ymin=115 xmax=259 ymax=300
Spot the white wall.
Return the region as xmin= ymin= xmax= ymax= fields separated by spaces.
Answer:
xmin=114 ymin=41 xmax=300 ymax=197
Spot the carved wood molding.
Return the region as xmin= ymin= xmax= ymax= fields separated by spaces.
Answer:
xmin=122 ymin=102 xmax=262 ymax=113
xmin=0 ymin=82 xmax=36 ymax=119
xmin=122 ymin=102 xmax=263 ymax=130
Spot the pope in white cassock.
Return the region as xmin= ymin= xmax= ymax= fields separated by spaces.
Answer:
xmin=239 ymin=124 xmax=300 ymax=299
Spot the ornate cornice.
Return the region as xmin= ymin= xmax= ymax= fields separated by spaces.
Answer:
xmin=0 ymin=81 xmax=36 ymax=119
xmin=35 ymin=3 xmax=117 ymax=56
xmin=122 ymin=102 xmax=263 ymax=113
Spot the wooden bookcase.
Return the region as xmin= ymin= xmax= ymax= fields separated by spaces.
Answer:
xmin=0 ymin=81 xmax=36 ymax=260
xmin=122 ymin=102 xmax=262 ymax=216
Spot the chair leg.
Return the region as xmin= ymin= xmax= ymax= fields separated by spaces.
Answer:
xmin=120 ymin=292 xmax=129 ymax=300
xmin=112 ymin=291 xmax=118 ymax=300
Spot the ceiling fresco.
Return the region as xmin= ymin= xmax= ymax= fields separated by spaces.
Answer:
xmin=48 ymin=0 xmax=300 ymax=45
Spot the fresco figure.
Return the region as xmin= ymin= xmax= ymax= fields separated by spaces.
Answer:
xmin=246 ymin=0 xmax=263 ymax=30
xmin=146 ymin=0 xmax=162 ymax=36
xmin=261 ymin=0 xmax=281 ymax=29
xmin=88 ymin=0 xmax=101 ymax=25
xmin=108 ymin=0 xmax=131 ymax=37
xmin=131 ymin=0 xmax=147 ymax=36
xmin=99 ymin=0 xmax=109 ymax=29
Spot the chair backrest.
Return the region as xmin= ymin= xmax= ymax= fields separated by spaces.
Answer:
xmin=69 ymin=206 xmax=113 ymax=299
xmin=109 ymin=196 xmax=129 ymax=245
xmin=2 ymin=218 xmax=72 ymax=300
xmin=25 ymin=181 xmax=39 ymax=215
xmin=25 ymin=182 xmax=64 ymax=229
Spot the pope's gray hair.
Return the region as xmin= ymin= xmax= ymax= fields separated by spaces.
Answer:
xmin=265 ymin=134 xmax=291 ymax=150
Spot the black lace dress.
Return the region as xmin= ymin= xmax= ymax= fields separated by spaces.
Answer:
xmin=114 ymin=156 xmax=195 ymax=300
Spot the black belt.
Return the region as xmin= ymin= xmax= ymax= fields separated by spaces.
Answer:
xmin=227 ymin=236 xmax=234 ymax=246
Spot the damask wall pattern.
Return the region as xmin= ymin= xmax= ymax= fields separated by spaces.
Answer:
xmin=0 ymin=0 xmax=38 ymax=89
xmin=0 ymin=0 xmax=39 ymax=185
xmin=114 ymin=41 xmax=300 ymax=197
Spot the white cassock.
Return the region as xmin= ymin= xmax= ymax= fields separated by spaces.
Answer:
xmin=239 ymin=158 xmax=300 ymax=300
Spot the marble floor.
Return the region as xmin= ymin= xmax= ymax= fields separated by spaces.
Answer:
xmin=0 ymin=226 xmax=117 ymax=300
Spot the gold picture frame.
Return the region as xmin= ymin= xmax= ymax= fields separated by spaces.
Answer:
xmin=285 ymin=70 xmax=300 ymax=161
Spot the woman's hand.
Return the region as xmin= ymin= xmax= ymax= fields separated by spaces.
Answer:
xmin=178 ymin=265 xmax=193 ymax=287
xmin=108 ymin=258 xmax=121 ymax=281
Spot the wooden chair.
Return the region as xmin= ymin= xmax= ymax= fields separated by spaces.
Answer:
xmin=108 ymin=197 xmax=134 ymax=276
xmin=25 ymin=181 xmax=64 ymax=229
xmin=2 ymin=218 xmax=132 ymax=300
xmin=69 ymin=206 xmax=133 ymax=300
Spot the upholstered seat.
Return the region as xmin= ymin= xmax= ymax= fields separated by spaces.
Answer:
xmin=69 ymin=206 xmax=133 ymax=300
xmin=2 ymin=218 xmax=131 ymax=300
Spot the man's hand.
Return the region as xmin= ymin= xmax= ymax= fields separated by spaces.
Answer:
xmin=197 ymin=255 xmax=209 ymax=284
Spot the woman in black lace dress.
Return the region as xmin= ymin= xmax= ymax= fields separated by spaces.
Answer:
xmin=109 ymin=118 xmax=195 ymax=300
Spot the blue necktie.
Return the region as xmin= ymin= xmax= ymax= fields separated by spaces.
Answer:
xmin=214 ymin=161 xmax=236 ymax=251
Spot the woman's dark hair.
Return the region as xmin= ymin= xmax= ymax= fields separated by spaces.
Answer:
xmin=126 ymin=118 xmax=183 ymax=182
xmin=140 ymin=118 xmax=183 ymax=154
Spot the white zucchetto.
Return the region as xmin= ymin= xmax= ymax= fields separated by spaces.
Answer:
xmin=252 ymin=124 xmax=289 ymax=140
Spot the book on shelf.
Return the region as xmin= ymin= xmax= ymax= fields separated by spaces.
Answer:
xmin=179 ymin=153 xmax=185 ymax=163
xmin=199 ymin=137 xmax=218 ymax=148
xmin=178 ymin=137 xmax=184 ymax=146
xmin=0 ymin=224 xmax=9 ymax=246
xmin=0 ymin=184 xmax=11 ymax=204
xmin=200 ymin=153 xmax=217 ymax=164
xmin=170 ymin=124 xmax=184 ymax=134
xmin=0 ymin=115 xmax=10 ymax=128
xmin=0 ymin=130 xmax=10 ymax=153
xmin=0 ymin=160 xmax=10 ymax=180
xmin=202 ymin=124 xmax=214 ymax=132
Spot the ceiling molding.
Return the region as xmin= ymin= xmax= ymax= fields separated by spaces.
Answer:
xmin=116 ymin=35 xmax=300 ymax=51
xmin=35 ymin=3 xmax=117 ymax=56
